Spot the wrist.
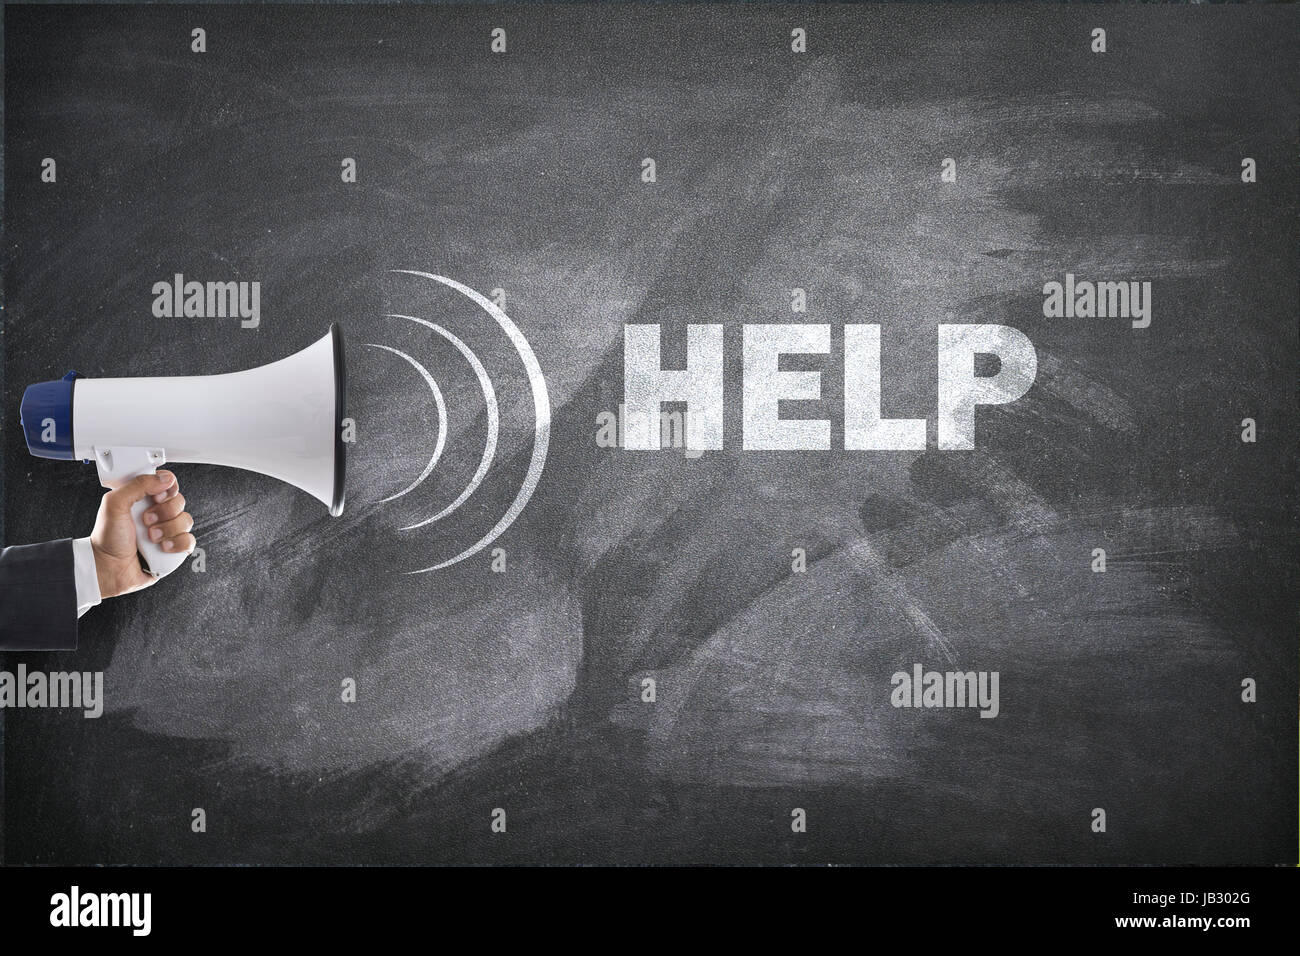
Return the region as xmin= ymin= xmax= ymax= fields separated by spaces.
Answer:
xmin=89 ymin=539 xmax=116 ymax=599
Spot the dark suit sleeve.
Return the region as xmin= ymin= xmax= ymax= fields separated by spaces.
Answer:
xmin=0 ymin=538 xmax=79 ymax=651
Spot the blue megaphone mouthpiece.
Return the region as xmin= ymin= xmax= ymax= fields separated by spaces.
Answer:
xmin=19 ymin=370 xmax=78 ymax=460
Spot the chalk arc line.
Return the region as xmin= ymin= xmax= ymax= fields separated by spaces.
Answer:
xmin=365 ymin=344 xmax=448 ymax=504
xmin=383 ymin=313 xmax=498 ymax=530
xmin=387 ymin=271 xmax=551 ymax=573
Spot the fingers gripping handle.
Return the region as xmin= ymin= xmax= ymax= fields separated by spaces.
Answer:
xmin=128 ymin=493 xmax=189 ymax=578
xmin=94 ymin=446 xmax=190 ymax=579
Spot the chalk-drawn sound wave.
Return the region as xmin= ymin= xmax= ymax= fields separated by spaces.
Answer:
xmin=368 ymin=271 xmax=550 ymax=573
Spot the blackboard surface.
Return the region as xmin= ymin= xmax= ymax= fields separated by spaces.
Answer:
xmin=3 ymin=2 xmax=1296 ymax=863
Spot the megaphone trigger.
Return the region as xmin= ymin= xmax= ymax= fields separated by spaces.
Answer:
xmin=92 ymin=446 xmax=189 ymax=579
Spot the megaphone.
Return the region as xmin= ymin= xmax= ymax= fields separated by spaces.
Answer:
xmin=19 ymin=324 xmax=347 ymax=579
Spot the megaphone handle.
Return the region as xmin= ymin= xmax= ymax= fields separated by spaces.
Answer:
xmin=129 ymin=494 xmax=190 ymax=578
xmin=93 ymin=446 xmax=191 ymax=579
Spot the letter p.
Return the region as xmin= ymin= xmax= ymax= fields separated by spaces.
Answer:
xmin=937 ymin=324 xmax=1037 ymax=450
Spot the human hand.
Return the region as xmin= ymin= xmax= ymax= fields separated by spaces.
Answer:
xmin=89 ymin=470 xmax=195 ymax=599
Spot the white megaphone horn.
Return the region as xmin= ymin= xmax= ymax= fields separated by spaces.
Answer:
xmin=19 ymin=324 xmax=347 ymax=578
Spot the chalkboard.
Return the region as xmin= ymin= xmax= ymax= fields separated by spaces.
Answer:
xmin=3 ymin=2 xmax=1296 ymax=864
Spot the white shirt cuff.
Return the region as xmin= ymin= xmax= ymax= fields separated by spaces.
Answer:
xmin=72 ymin=536 xmax=103 ymax=619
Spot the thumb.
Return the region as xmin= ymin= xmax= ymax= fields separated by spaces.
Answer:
xmin=103 ymin=470 xmax=176 ymax=516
